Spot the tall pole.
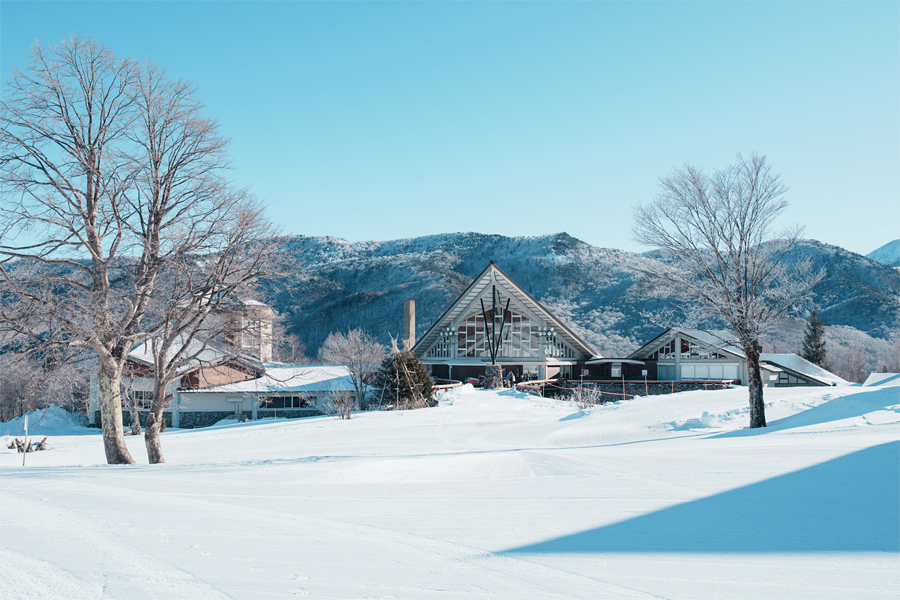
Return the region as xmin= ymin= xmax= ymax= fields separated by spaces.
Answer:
xmin=22 ymin=415 xmax=29 ymax=467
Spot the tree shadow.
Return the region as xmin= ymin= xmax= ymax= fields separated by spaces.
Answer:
xmin=712 ymin=387 xmax=900 ymax=438
xmin=502 ymin=441 xmax=899 ymax=554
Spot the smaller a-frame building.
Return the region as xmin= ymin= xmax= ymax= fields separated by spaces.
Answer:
xmin=412 ymin=262 xmax=598 ymax=381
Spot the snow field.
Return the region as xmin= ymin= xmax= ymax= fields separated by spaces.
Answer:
xmin=1 ymin=384 xmax=898 ymax=599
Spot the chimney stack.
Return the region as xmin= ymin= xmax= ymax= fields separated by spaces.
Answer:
xmin=403 ymin=300 xmax=415 ymax=352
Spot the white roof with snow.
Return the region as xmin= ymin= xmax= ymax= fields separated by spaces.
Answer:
xmin=759 ymin=354 xmax=848 ymax=387
xmin=863 ymin=373 xmax=900 ymax=387
xmin=128 ymin=335 xmax=231 ymax=375
xmin=186 ymin=364 xmax=354 ymax=394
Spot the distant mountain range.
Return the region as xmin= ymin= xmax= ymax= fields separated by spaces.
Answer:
xmin=262 ymin=233 xmax=900 ymax=359
xmin=867 ymin=239 xmax=900 ymax=267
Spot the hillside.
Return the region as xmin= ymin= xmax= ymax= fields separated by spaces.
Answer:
xmin=262 ymin=233 xmax=900 ymax=358
xmin=867 ymin=239 xmax=900 ymax=267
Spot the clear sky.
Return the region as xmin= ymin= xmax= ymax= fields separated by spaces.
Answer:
xmin=2 ymin=1 xmax=898 ymax=255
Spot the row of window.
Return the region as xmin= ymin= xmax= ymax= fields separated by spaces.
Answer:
xmin=123 ymin=392 xmax=319 ymax=410
xmin=428 ymin=306 xmax=576 ymax=360
xmin=650 ymin=339 xmax=728 ymax=361
xmin=259 ymin=396 xmax=317 ymax=409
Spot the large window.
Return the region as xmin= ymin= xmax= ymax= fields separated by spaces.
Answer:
xmin=427 ymin=303 xmax=575 ymax=360
xmin=681 ymin=364 xmax=740 ymax=381
xmin=650 ymin=338 xmax=727 ymax=360
xmin=128 ymin=390 xmax=153 ymax=409
xmin=259 ymin=395 xmax=316 ymax=409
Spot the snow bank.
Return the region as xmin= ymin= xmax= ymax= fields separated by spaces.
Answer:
xmin=2 ymin=386 xmax=897 ymax=599
xmin=0 ymin=405 xmax=91 ymax=437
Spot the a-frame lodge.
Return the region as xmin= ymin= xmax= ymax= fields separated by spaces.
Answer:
xmin=412 ymin=262 xmax=598 ymax=381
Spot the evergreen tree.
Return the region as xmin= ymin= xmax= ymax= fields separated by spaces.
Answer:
xmin=802 ymin=310 xmax=827 ymax=367
xmin=372 ymin=352 xmax=435 ymax=409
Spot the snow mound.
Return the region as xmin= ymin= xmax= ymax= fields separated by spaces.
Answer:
xmin=436 ymin=383 xmax=476 ymax=403
xmin=0 ymin=405 xmax=91 ymax=437
xmin=670 ymin=409 xmax=747 ymax=431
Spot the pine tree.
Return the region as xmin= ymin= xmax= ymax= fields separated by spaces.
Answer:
xmin=372 ymin=352 xmax=435 ymax=409
xmin=802 ymin=310 xmax=827 ymax=367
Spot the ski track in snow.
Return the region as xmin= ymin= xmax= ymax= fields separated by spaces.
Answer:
xmin=2 ymin=385 xmax=899 ymax=599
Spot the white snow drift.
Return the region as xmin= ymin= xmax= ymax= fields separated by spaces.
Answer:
xmin=2 ymin=384 xmax=898 ymax=600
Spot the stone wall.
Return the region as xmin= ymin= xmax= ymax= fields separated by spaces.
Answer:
xmin=540 ymin=380 xmax=733 ymax=400
xmin=256 ymin=408 xmax=322 ymax=420
xmin=93 ymin=411 xmax=173 ymax=428
xmin=93 ymin=408 xmax=323 ymax=429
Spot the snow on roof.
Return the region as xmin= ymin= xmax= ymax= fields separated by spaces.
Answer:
xmin=187 ymin=364 xmax=354 ymax=394
xmin=863 ymin=373 xmax=900 ymax=387
xmin=128 ymin=335 xmax=262 ymax=376
xmin=759 ymin=354 xmax=849 ymax=386
xmin=128 ymin=335 xmax=230 ymax=375
xmin=678 ymin=329 xmax=745 ymax=356
xmin=631 ymin=328 xmax=744 ymax=359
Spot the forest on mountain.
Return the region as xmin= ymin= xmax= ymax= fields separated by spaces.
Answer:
xmin=261 ymin=232 xmax=900 ymax=377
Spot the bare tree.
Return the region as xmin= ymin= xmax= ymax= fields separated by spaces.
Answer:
xmin=272 ymin=319 xmax=309 ymax=364
xmin=829 ymin=344 xmax=871 ymax=383
xmin=0 ymin=37 xmax=261 ymax=463
xmin=140 ymin=214 xmax=279 ymax=463
xmin=633 ymin=154 xmax=823 ymax=428
xmin=318 ymin=329 xmax=385 ymax=414
xmin=0 ymin=350 xmax=89 ymax=422
xmin=321 ymin=389 xmax=354 ymax=420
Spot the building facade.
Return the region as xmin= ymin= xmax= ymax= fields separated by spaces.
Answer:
xmin=412 ymin=262 xmax=598 ymax=381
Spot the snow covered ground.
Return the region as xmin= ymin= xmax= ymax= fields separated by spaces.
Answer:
xmin=2 ymin=384 xmax=898 ymax=600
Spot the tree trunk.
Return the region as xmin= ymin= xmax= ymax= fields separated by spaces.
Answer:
xmin=144 ymin=381 xmax=168 ymax=464
xmin=98 ymin=365 xmax=136 ymax=464
xmin=745 ymin=343 xmax=767 ymax=428
xmin=144 ymin=410 xmax=166 ymax=464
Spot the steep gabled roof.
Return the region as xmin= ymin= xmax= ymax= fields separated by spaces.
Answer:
xmin=413 ymin=262 xmax=598 ymax=360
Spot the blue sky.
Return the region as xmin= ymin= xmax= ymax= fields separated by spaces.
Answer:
xmin=2 ymin=2 xmax=898 ymax=255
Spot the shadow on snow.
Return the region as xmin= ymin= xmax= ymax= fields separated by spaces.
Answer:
xmin=711 ymin=387 xmax=900 ymax=439
xmin=502 ymin=441 xmax=899 ymax=554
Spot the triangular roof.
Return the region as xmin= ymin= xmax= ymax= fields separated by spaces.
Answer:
xmin=413 ymin=262 xmax=598 ymax=360
xmin=628 ymin=328 xmax=745 ymax=360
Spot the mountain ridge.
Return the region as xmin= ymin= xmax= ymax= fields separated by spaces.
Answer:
xmin=263 ymin=232 xmax=900 ymax=361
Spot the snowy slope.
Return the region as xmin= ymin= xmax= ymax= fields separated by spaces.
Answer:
xmin=2 ymin=386 xmax=898 ymax=599
xmin=867 ymin=239 xmax=900 ymax=267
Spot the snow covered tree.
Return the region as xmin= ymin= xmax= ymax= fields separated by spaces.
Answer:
xmin=318 ymin=328 xmax=385 ymax=412
xmin=801 ymin=310 xmax=827 ymax=367
xmin=633 ymin=154 xmax=823 ymax=428
xmin=372 ymin=351 xmax=434 ymax=410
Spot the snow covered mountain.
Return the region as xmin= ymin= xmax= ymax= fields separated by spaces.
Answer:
xmin=867 ymin=239 xmax=900 ymax=267
xmin=262 ymin=233 xmax=900 ymax=358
